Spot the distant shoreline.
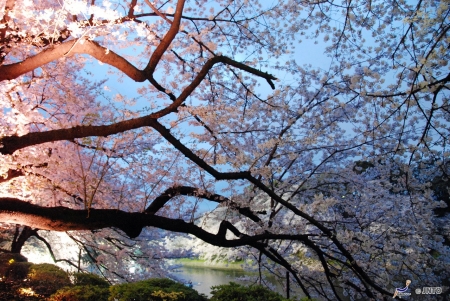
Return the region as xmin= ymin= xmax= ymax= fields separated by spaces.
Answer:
xmin=172 ymin=258 xmax=246 ymax=270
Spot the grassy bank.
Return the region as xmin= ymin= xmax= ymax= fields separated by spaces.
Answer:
xmin=174 ymin=258 xmax=247 ymax=270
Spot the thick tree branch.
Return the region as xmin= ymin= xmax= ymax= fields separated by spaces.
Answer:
xmin=0 ymin=169 xmax=24 ymax=183
xmin=0 ymin=117 xmax=159 ymax=155
xmin=0 ymin=163 xmax=49 ymax=183
xmin=145 ymin=185 xmax=264 ymax=222
xmin=0 ymin=0 xmax=15 ymax=63
xmin=143 ymin=0 xmax=173 ymax=24
xmin=11 ymin=225 xmax=36 ymax=253
xmin=0 ymin=39 xmax=146 ymax=82
xmin=144 ymin=0 xmax=185 ymax=75
xmin=0 ymin=197 xmax=313 ymax=246
xmin=149 ymin=120 xmax=252 ymax=180
xmin=0 ymin=0 xmax=15 ymax=42
xmin=151 ymin=55 xmax=277 ymax=118
xmin=0 ymin=56 xmax=275 ymax=155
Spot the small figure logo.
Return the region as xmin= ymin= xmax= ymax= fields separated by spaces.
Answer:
xmin=393 ymin=279 xmax=411 ymax=298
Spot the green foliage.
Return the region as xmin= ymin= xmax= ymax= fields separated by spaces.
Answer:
xmin=48 ymin=285 xmax=110 ymax=301
xmin=108 ymin=278 xmax=207 ymax=301
xmin=0 ymin=252 xmax=28 ymax=278
xmin=209 ymin=282 xmax=288 ymax=301
xmin=0 ymin=280 xmax=41 ymax=301
xmin=48 ymin=272 xmax=110 ymax=301
xmin=72 ymin=272 xmax=110 ymax=287
xmin=6 ymin=261 xmax=33 ymax=280
xmin=26 ymin=263 xmax=72 ymax=297
xmin=150 ymin=290 xmax=185 ymax=300
xmin=0 ymin=262 xmax=70 ymax=300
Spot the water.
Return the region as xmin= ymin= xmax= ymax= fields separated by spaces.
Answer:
xmin=174 ymin=266 xmax=252 ymax=296
xmin=172 ymin=264 xmax=305 ymax=298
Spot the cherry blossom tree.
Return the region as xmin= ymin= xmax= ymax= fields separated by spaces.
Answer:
xmin=0 ymin=0 xmax=449 ymax=299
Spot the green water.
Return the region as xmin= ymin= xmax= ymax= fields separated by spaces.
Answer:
xmin=171 ymin=260 xmax=305 ymax=298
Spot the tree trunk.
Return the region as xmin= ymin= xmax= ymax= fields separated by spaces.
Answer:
xmin=11 ymin=225 xmax=36 ymax=253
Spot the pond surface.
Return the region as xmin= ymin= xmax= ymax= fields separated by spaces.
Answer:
xmin=172 ymin=263 xmax=305 ymax=298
